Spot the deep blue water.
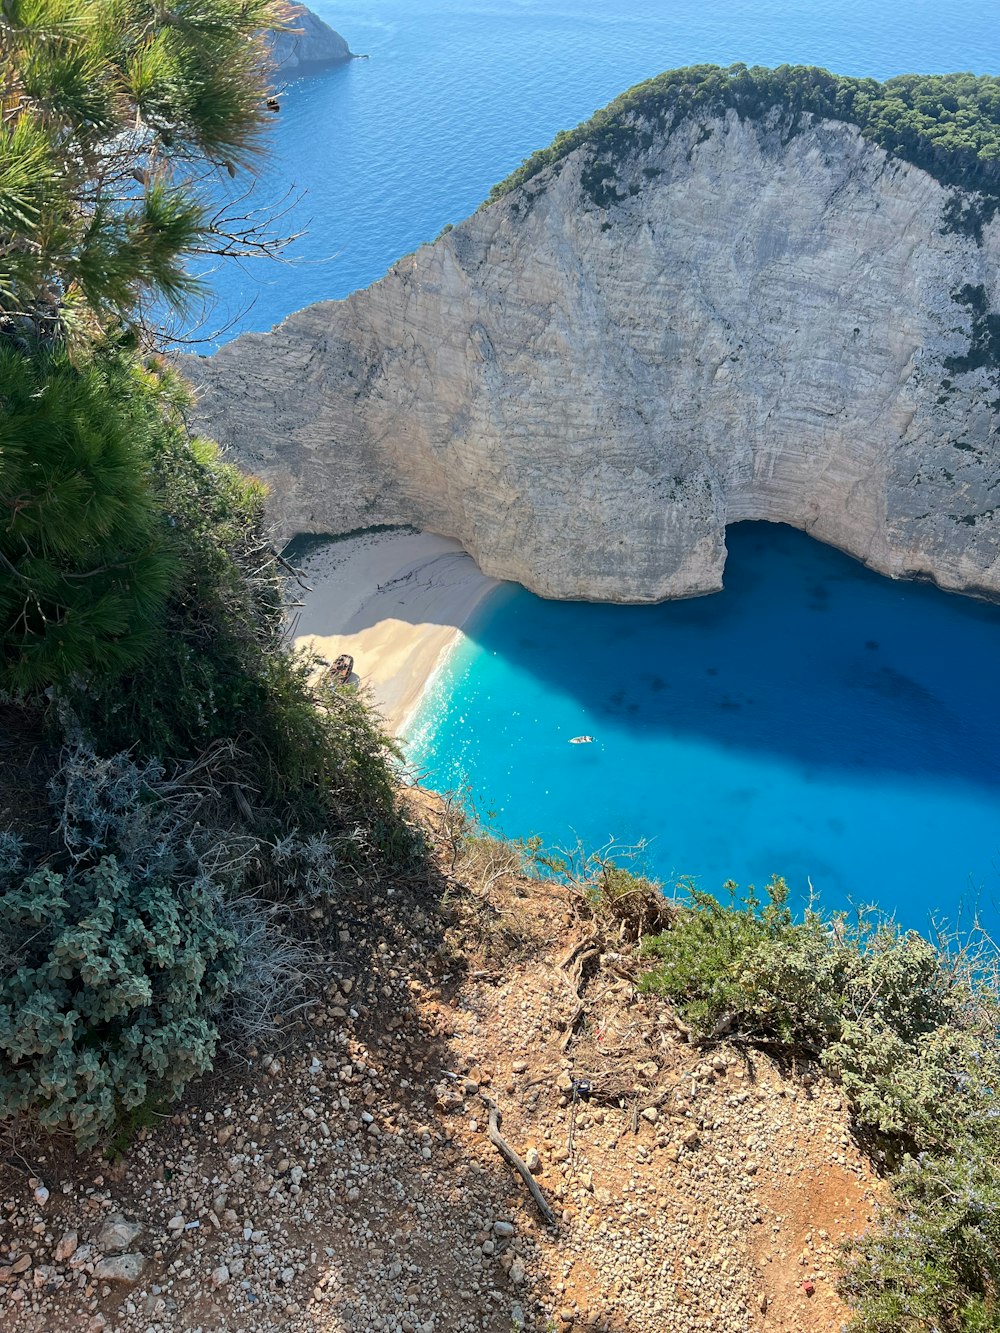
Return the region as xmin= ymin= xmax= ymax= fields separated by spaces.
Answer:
xmin=199 ymin=0 xmax=1000 ymax=342
xmin=196 ymin=3 xmax=1000 ymax=930
xmin=408 ymin=526 xmax=1000 ymax=933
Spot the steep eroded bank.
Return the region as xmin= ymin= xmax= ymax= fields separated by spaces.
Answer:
xmin=184 ymin=73 xmax=1000 ymax=602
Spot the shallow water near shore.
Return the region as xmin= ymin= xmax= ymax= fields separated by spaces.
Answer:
xmin=407 ymin=524 xmax=1000 ymax=933
xmin=206 ymin=5 xmax=1000 ymax=933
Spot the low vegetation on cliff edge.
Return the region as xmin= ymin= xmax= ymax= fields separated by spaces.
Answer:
xmin=489 ymin=64 xmax=1000 ymax=234
xmin=635 ymin=875 xmax=1000 ymax=1332
xmin=0 ymin=0 xmax=413 ymax=1151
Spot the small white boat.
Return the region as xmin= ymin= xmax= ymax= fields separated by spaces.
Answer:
xmin=568 ymin=735 xmax=594 ymax=744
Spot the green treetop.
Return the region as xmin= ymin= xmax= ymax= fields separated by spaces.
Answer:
xmin=0 ymin=0 xmax=294 ymax=340
xmin=489 ymin=65 xmax=1000 ymax=215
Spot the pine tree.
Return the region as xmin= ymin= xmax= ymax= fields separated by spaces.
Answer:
xmin=0 ymin=343 xmax=177 ymax=688
xmin=0 ymin=1 xmax=293 ymax=688
xmin=0 ymin=0 xmax=294 ymax=339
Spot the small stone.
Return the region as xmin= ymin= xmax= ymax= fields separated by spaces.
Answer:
xmin=87 ymin=1317 xmax=107 ymax=1333
xmin=33 ymin=1185 xmax=50 ymax=1208
xmin=524 ymin=1148 xmax=541 ymax=1174
xmin=97 ymin=1215 xmax=143 ymax=1255
xmin=166 ymin=1214 xmax=185 ymax=1233
xmin=12 ymin=1255 xmax=31 ymax=1275
xmin=493 ymin=1221 xmax=515 ymax=1238
xmin=641 ymin=1106 xmax=658 ymax=1124
xmin=54 ymin=1231 xmax=78 ymax=1262
xmin=511 ymin=1061 xmax=528 ymax=1074
xmin=211 ymin=1264 xmax=230 ymax=1288
xmin=94 ymin=1253 xmax=146 ymax=1285
xmin=510 ymin=1258 xmax=526 ymax=1284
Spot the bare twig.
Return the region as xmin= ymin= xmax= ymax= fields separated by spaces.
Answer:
xmin=480 ymin=1094 xmax=557 ymax=1228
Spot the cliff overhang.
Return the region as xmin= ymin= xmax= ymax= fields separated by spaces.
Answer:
xmin=182 ymin=67 xmax=1000 ymax=603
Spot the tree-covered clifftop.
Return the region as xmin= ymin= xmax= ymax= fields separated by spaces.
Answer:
xmin=489 ymin=64 xmax=1000 ymax=213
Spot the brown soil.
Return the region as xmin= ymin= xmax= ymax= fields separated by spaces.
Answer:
xmin=0 ymin=789 xmax=882 ymax=1333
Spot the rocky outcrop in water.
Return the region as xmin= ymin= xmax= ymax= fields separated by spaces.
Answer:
xmin=183 ymin=104 xmax=1000 ymax=601
xmin=266 ymin=5 xmax=352 ymax=71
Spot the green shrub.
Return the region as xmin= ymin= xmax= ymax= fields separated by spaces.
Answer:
xmin=838 ymin=1144 xmax=1000 ymax=1332
xmin=0 ymin=342 xmax=176 ymax=690
xmin=0 ymin=855 xmax=238 ymax=1148
xmin=53 ymin=360 xmax=409 ymax=855
xmin=488 ymin=65 xmax=1000 ymax=210
xmin=639 ymin=878 xmax=844 ymax=1045
xmin=640 ymin=881 xmax=1000 ymax=1326
xmin=639 ymin=881 xmax=1000 ymax=1153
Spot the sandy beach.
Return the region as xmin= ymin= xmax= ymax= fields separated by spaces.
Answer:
xmin=291 ymin=529 xmax=499 ymax=734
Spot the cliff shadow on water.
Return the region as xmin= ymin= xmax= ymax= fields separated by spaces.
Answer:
xmin=439 ymin=521 xmax=1000 ymax=793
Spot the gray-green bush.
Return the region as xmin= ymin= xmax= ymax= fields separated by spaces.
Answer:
xmin=639 ymin=879 xmax=1000 ymax=1154
xmin=0 ymin=855 xmax=238 ymax=1148
xmin=0 ymin=739 xmax=345 ymax=1148
xmin=637 ymin=877 xmax=1000 ymax=1329
xmin=839 ymin=1143 xmax=1000 ymax=1333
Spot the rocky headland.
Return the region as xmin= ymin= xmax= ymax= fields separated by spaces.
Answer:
xmin=185 ymin=68 xmax=1000 ymax=603
xmin=266 ymin=4 xmax=353 ymax=72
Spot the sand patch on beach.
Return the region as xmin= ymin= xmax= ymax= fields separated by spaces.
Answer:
xmin=292 ymin=529 xmax=498 ymax=734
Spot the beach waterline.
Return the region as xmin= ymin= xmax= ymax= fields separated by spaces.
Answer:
xmin=405 ymin=522 xmax=1000 ymax=934
xmin=292 ymin=529 xmax=497 ymax=735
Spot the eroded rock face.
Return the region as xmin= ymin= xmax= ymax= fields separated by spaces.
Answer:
xmin=266 ymin=5 xmax=352 ymax=71
xmin=183 ymin=110 xmax=1000 ymax=601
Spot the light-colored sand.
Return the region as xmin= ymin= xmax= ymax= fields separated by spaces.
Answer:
xmin=291 ymin=529 xmax=498 ymax=734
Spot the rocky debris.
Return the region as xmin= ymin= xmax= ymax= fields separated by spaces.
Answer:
xmin=96 ymin=1215 xmax=142 ymax=1255
xmin=93 ymin=1253 xmax=146 ymax=1284
xmin=53 ymin=1232 xmax=78 ymax=1263
xmin=0 ymin=794 xmax=878 ymax=1332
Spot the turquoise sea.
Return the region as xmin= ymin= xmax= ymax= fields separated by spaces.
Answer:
xmin=407 ymin=526 xmax=1000 ymax=933
xmin=204 ymin=2 xmax=1000 ymax=931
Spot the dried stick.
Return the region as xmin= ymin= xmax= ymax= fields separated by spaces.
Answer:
xmin=480 ymin=1095 xmax=557 ymax=1228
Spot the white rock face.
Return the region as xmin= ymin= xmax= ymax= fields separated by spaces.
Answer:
xmin=266 ymin=5 xmax=352 ymax=71
xmin=183 ymin=110 xmax=1000 ymax=602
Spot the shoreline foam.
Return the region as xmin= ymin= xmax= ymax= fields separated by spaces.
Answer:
xmin=292 ymin=529 xmax=498 ymax=735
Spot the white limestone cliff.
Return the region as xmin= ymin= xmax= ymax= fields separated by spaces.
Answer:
xmin=266 ymin=5 xmax=352 ymax=72
xmin=182 ymin=109 xmax=1000 ymax=602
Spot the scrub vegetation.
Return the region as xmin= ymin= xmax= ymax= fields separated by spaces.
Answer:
xmin=638 ymin=876 xmax=1000 ymax=1331
xmin=0 ymin=0 xmax=411 ymax=1150
xmin=488 ymin=64 xmax=1000 ymax=225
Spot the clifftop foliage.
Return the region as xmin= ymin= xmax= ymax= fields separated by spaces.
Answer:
xmin=0 ymin=0 xmax=293 ymax=341
xmin=637 ymin=877 xmax=1000 ymax=1330
xmin=488 ymin=64 xmax=1000 ymax=208
xmin=0 ymin=1 xmax=413 ymax=1150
